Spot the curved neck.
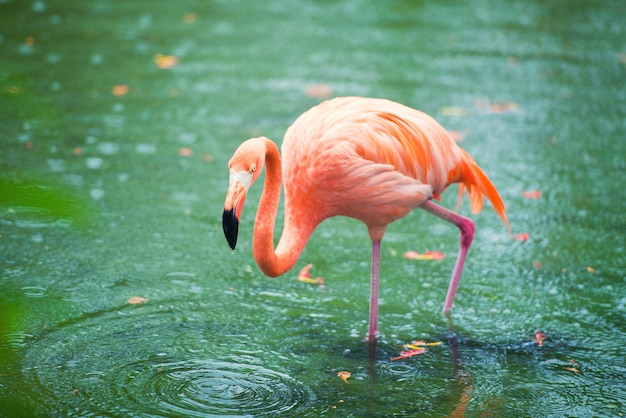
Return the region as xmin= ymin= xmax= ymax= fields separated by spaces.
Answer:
xmin=252 ymin=138 xmax=315 ymax=277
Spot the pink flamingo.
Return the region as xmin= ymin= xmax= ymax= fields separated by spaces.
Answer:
xmin=223 ymin=97 xmax=510 ymax=342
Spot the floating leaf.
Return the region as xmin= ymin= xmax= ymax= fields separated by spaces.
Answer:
xmin=391 ymin=348 xmax=426 ymax=361
xmin=439 ymin=106 xmax=467 ymax=117
xmin=304 ymin=84 xmax=333 ymax=98
xmin=586 ymin=266 xmax=596 ymax=274
xmin=533 ymin=331 xmax=547 ymax=347
xmin=489 ymin=102 xmax=520 ymax=114
xmin=127 ymin=296 xmax=148 ymax=305
xmin=563 ymin=367 xmax=580 ymax=373
xmin=405 ymin=340 xmax=442 ymax=349
xmin=297 ymin=263 xmax=325 ymax=286
xmin=112 ymin=85 xmax=129 ymax=96
xmin=403 ymin=250 xmax=445 ymax=260
xmin=521 ymin=190 xmax=542 ymax=199
xmin=153 ymin=54 xmax=179 ymax=69
xmin=184 ymin=13 xmax=197 ymax=23
xmin=337 ymin=370 xmax=351 ymax=384
xmin=448 ymin=130 xmax=465 ymax=142
xmin=178 ymin=147 xmax=193 ymax=157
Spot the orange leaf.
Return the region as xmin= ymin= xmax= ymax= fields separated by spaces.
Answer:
xmin=521 ymin=190 xmax=542 ymax=199
xmin=304 ymin=84 xmax=333 ymax=98
xmin=391 ymin=348 xmax=426 ymax=361
xmin=337 ymin=370 xmax=351 ymax=384
xmin=512 ymin=232 xmax=529 ymax=242
xmin=154 ymin=54 xmax=179 ymax=69
xmin=184 ymin=13 xmax=197 ymax=23
xmin=403 ymin=250 xmax=445 ymax=260
xmin=112 ymin=85 xmax=129 ymax=96
xmin=178 ymin=147 xmax=193 ymax=157
xmin=489 ymin=102 xmax=520 ymax=114
xmin=128 ymin=296 xmax=148 ymax=305
xmin=448 ymin=130 xmax=465 ymax=143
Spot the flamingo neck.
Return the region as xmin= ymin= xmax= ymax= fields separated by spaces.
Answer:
xmin=252 ymin=138 xmax=314 ymax=277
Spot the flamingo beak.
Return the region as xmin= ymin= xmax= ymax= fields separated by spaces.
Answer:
xmin=222 ymin=173 xmax=250 ymax=250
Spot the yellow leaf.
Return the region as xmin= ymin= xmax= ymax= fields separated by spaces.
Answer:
xmin=337 ymin=371 xmax=351 ymax=384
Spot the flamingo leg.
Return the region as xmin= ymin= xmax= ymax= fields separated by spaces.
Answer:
xmin=420 ymin=201 xmax=475 ymax=313
xmin=367 ymin=239 xmax=382 ymax=342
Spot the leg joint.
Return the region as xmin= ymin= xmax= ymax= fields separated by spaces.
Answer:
xmin=459 ymin=218 xmax=475 ymax=247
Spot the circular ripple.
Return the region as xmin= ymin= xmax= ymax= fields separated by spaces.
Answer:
xmin=116 ymin=359 xmax=312 ymax=416
xmin=19 ymin=304 xmax=315 ymax=417
xmin=0 ymin=206 xmax=69 ymax=228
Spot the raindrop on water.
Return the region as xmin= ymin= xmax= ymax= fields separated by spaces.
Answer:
xmin=90 ymin=189 xmax=105 ymax=200
xmin=31 ymin=1 xmax=46 ymax=12
xmin=86 ymin=157 xmax=103 ymax=169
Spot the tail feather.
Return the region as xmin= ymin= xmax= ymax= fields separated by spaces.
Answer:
xmin=454 ymin=150 xmax=511 ymax=234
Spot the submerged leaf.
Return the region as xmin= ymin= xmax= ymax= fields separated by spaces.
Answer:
xmin=521 ymin=190 xmax=542 ymax=199
xmin=489 ymin=102 xmax=520 ymax=114
xmin=183 ymin=13 xmax=197 ymax=23
xmin=128 ymin=296 xmax=149 ymax=305
xmin=178 ymin=147 xmax=193 ymax=157
xmin=512 ymin=232 xmax=529 ymax=242
xmin=304 ymin=84 xmax=333 ymax=98
xmin=448 ymin=130 xmax=466 ymax=142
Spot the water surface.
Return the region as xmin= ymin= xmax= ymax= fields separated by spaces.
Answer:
xmin=1 ymin=0 xmax=624 ymax=416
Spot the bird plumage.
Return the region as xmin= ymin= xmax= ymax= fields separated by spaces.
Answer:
xmin=223 ymin=96 xmax=510 ymax=341
xmin=280 ymin=97 xmax=509 ymax=239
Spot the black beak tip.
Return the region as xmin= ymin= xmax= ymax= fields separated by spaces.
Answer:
xmin=222 ymin=208 xmax=239 ymax=250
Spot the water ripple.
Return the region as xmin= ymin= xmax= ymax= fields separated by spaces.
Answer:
xmin=19 ymin=304 xmax=316 ymax=417
xmin=115 ymin=359 xmax=313 ymax=417
xmin=0 ymin=206 xmax=69 ymax=228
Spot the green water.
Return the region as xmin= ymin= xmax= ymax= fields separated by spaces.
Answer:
xmin=1 ymin=0 xmax=624 ymax=416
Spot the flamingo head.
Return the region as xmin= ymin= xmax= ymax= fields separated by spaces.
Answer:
xmin=222 ymin=138 xmax=266 ymax=250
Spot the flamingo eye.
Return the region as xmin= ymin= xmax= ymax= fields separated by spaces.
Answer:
xmin=249 ymin=163 xmax=256 ymax=173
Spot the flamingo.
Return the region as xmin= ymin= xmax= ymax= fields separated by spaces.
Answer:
xmin=222 ymin=96 xmax=510 ymax=342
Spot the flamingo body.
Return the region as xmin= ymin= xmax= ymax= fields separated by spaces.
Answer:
xmin=223 ymin=97 xmax=509 ymax=341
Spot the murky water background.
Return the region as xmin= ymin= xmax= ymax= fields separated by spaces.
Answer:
xmin=1 ymin=0 xmax=624 ymax=416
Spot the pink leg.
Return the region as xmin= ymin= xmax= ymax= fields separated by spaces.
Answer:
xmin=366 ymin=239 xmax=381 ymax=342
xmin=421 ymin=201 xmax=475 ymax=313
